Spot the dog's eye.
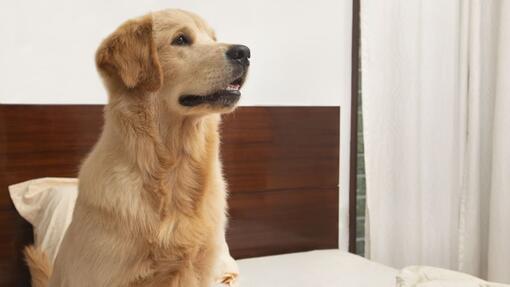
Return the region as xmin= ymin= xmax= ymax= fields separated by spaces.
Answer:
xmin=171 ymin=34 xmax=190 ymax=46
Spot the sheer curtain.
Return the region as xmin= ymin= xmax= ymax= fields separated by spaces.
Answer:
xmin=361 ymin=0 xmax=510 ymax=283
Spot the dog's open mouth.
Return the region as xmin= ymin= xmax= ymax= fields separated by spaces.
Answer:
xmin=179 ymin=78 xmax=243 ymax=107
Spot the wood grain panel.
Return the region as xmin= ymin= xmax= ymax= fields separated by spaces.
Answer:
xmin=0 ymin=106 xmax=103 ymax=210
xmin=0 ymin=105 xmax=339 ymax=287
xmin=0 ymin=209 xmax=33 ymax=286
xmin=222 ymin=107 xmax=339 ymax=192
xmin=227 ymin=187 xmax=338 ymax=258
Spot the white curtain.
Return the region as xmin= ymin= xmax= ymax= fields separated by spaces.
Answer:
xmin=361 ymin=0 xmax=510 ymax=283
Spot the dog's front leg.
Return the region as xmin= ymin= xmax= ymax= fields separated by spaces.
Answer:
xmin=215 ymin=238 xmax=239 ymax=286
xmin=190 ymin=243 xmax=222 ymax=287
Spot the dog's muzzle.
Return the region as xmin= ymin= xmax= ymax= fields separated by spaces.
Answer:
xmin=178 ymin=44 xmax=250 ymax=108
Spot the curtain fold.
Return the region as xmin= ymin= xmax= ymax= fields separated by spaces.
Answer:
xmin=361 ymin=0 xmax=510 ymax=282
xmin=487 ymin=1 xmax=510 ymax=282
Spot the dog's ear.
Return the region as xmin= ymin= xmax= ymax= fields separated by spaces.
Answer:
xmin=96 ymin=15 xmax=162 ymax=92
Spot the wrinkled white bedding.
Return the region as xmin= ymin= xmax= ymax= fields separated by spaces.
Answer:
xmin=397 ymin=266 xmax=510 ymax=287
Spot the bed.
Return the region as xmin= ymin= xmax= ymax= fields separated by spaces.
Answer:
xmin=237 ymin=250 xmax=397 ymax=286
xmin=0 ymin=105 xmax=398 ymax=287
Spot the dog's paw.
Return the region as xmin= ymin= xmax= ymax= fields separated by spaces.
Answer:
xmin=218 ymin=272 xmax=238 ymax=286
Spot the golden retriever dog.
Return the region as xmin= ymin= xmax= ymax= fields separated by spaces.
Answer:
xmin=24 ymin=8 xmax=250 ymax=287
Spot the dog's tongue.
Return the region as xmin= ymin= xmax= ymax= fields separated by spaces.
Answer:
xmin=226 ymin=84 xmax=240 ymax=91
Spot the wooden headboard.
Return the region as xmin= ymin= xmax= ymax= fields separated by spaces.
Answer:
xmin=0 ymin=105 xmax=339 ymax=287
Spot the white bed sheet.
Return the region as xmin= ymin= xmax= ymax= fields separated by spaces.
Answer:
xmin=236 ymin=249 xmax=397 ymax=287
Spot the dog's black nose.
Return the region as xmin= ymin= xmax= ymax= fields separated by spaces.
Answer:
xmin=226 ymin=45 xmax=251 ymax=61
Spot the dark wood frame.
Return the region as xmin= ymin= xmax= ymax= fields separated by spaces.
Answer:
xmin=0 ymin=105 xmax=340 ymax=287
xmin=349 ymin=0 xmax=361 ymax=253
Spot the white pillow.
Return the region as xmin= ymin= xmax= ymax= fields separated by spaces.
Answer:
xmin=9 ymin=177 xmax=238 ymax=286
xmin=9 ymin=177 xmax=78 ymax=263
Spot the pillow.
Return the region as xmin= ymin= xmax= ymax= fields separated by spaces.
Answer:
xmin=9 ymin=177 xmax=238 ymax=286
xmin=9 ymin=178 xmax=78 ymax=263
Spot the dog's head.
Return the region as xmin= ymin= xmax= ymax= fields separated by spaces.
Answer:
xmin=96 ymin=9 xmax=250 ymax=115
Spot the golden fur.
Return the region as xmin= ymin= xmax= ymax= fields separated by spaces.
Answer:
xmin=25 ymin=9 xmax=247 ymax=287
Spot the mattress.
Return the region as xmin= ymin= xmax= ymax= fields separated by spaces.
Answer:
xmin=236 ymin=249 xmax=398 ymax=287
